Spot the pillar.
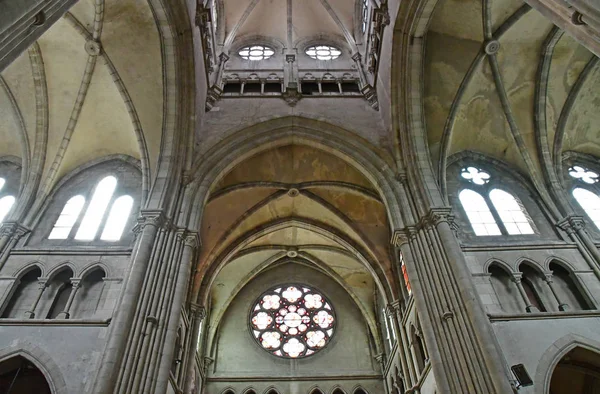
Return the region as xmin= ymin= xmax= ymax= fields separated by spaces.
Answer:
xmin=511 ymin=273 xmax=539 ymax=313
xmin=56 ymin=279 xmax=81 ymax=319
xmin=544 ymin=273 xmax=570 ymax=311
xmin=23 ymin=279 xmax=47 ymax=318
xmin=91 ymin=210 xmax=164 ymax=394
xmin=392 ymin=207 xmax=515 ymax=394
xmin=184 ymin=304 xmax=206 ymax=393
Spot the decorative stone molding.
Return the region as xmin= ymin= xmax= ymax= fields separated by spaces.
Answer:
xmin=205 ymin=85 xmax=223 ymax=112
xmin=557 ymin=215 xmax=586 ymax=234
xmin=391 ymin=230 xmax=409 ymax=247
xmin=133 ymin=210 xmax=165 ymax=234
xmin=361 ymin=84 xmax=379 ymax=110
xmin=0 ymin=222 xmax=30 ymax=239
xmin=484 ymin=40 xmax=500 ymax=55
xmin=282 ymin=83 xmax=302 ymax=106
xmin=195 ymin=1 xmax=215 ymax=74
xmin=190 ymin=304 xmax=206 ymax=321
xmin=84 ymin=39 xmax=102 ymax=56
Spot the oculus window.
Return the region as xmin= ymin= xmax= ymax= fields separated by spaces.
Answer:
xmin=238 ymin=45 xmax=275 ymax=61
xmin=305 ymin=45 xmax=342 ymax=60
xmin=569 ymin=165 xmax=600 ymax=230
xmin=458 ymin=167 xmax=535 ymax=236
xmin=249 ymin=284 xmax=335 ymax=358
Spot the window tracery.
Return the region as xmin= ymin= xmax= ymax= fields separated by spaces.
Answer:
xmin=249 ymin=284 xmax=335 ymax=358
xmin=458 ymin=166 xmax=535 ymax=236
xmin=238 ymin=45 xmax=275 ymax=61
xmin=305 ymin=45 xmax=342 ymax=60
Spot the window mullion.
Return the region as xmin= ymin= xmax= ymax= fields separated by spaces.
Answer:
xmin=95 ymin=193 xmax=119 ymax=241
xmin=484 ymin=192 xmax=507 ymax=235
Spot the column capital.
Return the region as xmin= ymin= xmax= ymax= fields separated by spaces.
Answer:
xmin=374 ymin=353 xmax=385 ymax=365
xmin=510 ymin=272 xmax=523 ymax=284
xmin=420 ymin=207 xmax=455 ymax=229
xmin=391 ymin=229 xmax=410 ymax=247
xmin=557 ymin=215 xmax=586 ymax=234
xmin=133 ymin=210 xmax=166 ymax=233
xmin=190 ymin=303 xmax=207 ymax=321
xmin=0 ymin=222 xmax=30 ymax=239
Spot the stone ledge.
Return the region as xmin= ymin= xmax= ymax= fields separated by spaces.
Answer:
xmin=488 ymin=310 xmax=600 ymax=322
xmin=0 ymin=318 xmax=111 ymax=326
xmin=206 ymin=374 xmax=382 ymax=382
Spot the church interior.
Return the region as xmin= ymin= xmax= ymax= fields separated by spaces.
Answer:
xmin=0 ymin=0 xmax=600 ymax=393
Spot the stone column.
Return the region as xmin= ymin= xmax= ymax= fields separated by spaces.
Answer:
xmin=511 ymin=274 xmax=539 ymax=313
xmin=544 ymin=273 xmax=570 ymax=311
xmin=184 ymin=304 xmax=206 ymax=393
xmin=91 ymin=210 xmax=164 ymax=394
xmin=23 ymin=279 xmax=47 ymax=318
xmin=393 ymin=208 xmax=514 ymax=394
xmin=374 ymin=353 xmax=389 ymax=393
xmin=154 ymin=232 xmax=200 ymax=394
xmin=387 ymin=302 xmax=415 ymax=387
xmin=56 ymin=279 xmax=81 ymax=319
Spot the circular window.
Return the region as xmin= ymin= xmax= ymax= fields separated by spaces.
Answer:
xmin=249 ymin=284 xmax=336 ymax=358
xmin=239 ymin=45 xmax=275 ymax=61
xmin=305 ymin=45 xmax=342 ymax=60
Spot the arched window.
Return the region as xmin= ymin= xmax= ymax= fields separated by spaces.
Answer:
xmin=75 ymin=176 xmax=117 ymax=240
xmin=519 ymin=265 xmax=547 ymax=312
xmin=48 ymin=195 xmax=85 ymax=239
xmin=309 ymin=389 xmax=324 ymax=394
xmin=49 ymin=175 xmax=135 ymax=242
xmin=100 ymin=195 xmax=134 ymax=240
xmin=238 ymin=45 xmax=275 ymax=61
xmin=305 ymin=45 xmax=342 ymax=60
xmin=572 ymin=188 xmax=600 ymax=230
xmin=1 ymin=267 xmax=42 ymax=318
xmin=45 ymin=268 xmax=74 ymax=319
xmin=332 ymin=389 xmax=345 ymax=394
xmin=489 ymin=189 xmax=534 ymax=234
xmin=71 ymin=268 xmax=106 ymax=318
xmin=488 ymin=264 xmax=521 ymax=313
xmin=354 ymin=388 xmax=368 ymax=394
xmin=458 ymin=167 xmax=535 ymax=236
xmin=0 ymin=356 xmax=51 ymax=394
xmin=459 ymin=189 xmax=500 ymax=236
xmin=0 ymin=195 xmax=16 ymax=223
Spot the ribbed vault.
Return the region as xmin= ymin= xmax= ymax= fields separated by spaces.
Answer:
xmin=195 ymin=143 xmax=396 ymax=353
xmin=425 ymin=0 xmax=600 ymax=196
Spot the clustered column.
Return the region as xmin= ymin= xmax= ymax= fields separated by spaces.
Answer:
xmin=392 ymin=207 xmax=514 ymax=393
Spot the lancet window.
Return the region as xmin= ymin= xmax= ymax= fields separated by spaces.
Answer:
xmin=48 ymin=175 xmax=134 ymax=241
xmin=0 ymin=176 xmax=16 ymax=223
xmin=458 ymin=167 xmax=535 ymax=236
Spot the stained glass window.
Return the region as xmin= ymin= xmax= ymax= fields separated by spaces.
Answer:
xmin=305 ymin=45 xmax=342 ymax=60
xmin=239 ymin=45 xmax=275 ymax=61
xmin=249 ymin=284 xmax=335 ymax=358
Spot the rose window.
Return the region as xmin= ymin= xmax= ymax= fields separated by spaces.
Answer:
xmin=249 ymin=284 xmax=336 ymax=358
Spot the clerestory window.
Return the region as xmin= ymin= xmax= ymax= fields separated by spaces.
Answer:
xmin=569 ymin=165 xmax=600 ymax=230
xmin=458 ymin=167 xmax=535 ymax=236
xmin=49 ymin=176 xmax=134 ymax=241
xmin=238 ymin=45 xmax=275 ymax=61
xmin=305 ymin=45 xmax=342 ymax=60
xmin=0 ymin=177 xmax=16 ymax=223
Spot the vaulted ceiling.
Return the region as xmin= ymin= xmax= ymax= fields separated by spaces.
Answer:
xmin=0 ymin=0 xmax=163 ymax=209
xmin=424 ymin=0 xmax=600 ymax=190
xmin=195 ymin=144 xmax=394 ymax=351
xmin=217 ymin=0 xmax=359 ymax=50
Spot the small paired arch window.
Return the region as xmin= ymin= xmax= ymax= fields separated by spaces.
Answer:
xmin=569 ymin=165 xmax=600 ymax=230
xmin=48 ymin=176 xmax=134 ymax=241
xmin=458 ymin=167 xmax=535 ymax=236
xmin=0 ymin=177 xmax=16 ymax=223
